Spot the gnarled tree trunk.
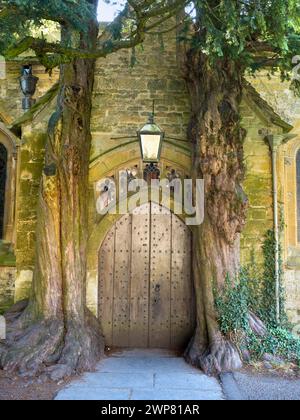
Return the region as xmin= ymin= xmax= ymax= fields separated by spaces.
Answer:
xmin=0 ymin=12 xmax=104 ymax=379
xmin=184 ymin=51 xmax=248 ymax=376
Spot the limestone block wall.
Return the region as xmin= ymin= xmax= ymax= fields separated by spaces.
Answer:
xmin=0 ymin=61 xmax=58 ymax=303
xmin=284 ymin=270 xmax=300 ymax=325
xmin=91 ymin=29 xmax=191 ymax=161
xmin=13 ymin=96 xmax=57 ymax=301
xmin=0 ymin=266 xmax=16 ymax=313
xmin=240 ymin=100 xmax=274 ymax=265
xmin=14 ymin=130 xmax=47 ymax=301
xmin=248 ymin=71 xmax=300 ymax=125
xmin=0 ymin=62 xmax=59 ymax=124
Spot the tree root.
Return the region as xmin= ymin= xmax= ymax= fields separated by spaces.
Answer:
xmin=0 ymin=319 xmax=65 ymax=377
xmin=57 ymin=309 xmax=105 ymax=375
xmin=0 ymin=305 xmax=104 ymax=380
xmin=185 ymin=336 xmax=242 ymax=376
xmin=248 ymin=311 xmax=267 ymax=337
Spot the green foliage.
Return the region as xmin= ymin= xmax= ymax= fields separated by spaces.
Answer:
xmin=0 ymin=0 xmax=94 ymax=52
xmin=214 ymin=230 xmax=300 ymax=365
xmin=260 ymin=230 xmax=288 ymax=328
xmin=185 ymin=0 xmax=300 ymax=77
xmin=0 ymin=1 xmax=188 ymax=69
xmin=247 ymin=328 xmax=300 ymax=364
xmin=214 ymin=272 xmax=250 ymax=335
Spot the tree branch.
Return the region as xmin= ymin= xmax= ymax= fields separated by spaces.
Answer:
xmin=3 ymin=0 xmax=188 ymax=68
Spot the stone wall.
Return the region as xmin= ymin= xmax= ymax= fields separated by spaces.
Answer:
xmin=246 ymin=71 xmax=300 ymax=327
xmin=248 ymin=71 xmax=300 ymax=125
xmin=91 ymin=30 xmax=190 ymax=162
xmin=240 ymin=99 xmax=275 ymax=265
xmin=0 ymin=266 xmax=16 ymax=313
xmin=0 ymin=63 xmax=59 ymax=124
xmin=0 ymin=62 xmax=58 ymax=303
xmin=14 ymin=97 xmax=57 ymax=302
xmin=284 ymin=270 xmax=300 ymax=325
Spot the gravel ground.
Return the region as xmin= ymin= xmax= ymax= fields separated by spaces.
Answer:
xmin=0 ymin=370 xmax=69 ymax=400
xmin=224 ymin=371 xmax=300 ymax=400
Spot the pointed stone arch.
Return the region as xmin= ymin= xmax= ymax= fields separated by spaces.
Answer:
xmin=0 ymin=122 xmax=19 ymax=243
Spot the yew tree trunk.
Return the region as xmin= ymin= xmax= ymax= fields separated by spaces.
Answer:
xmin=184 ymin=51 xmax=248 ymax=376
xmin=0 ymin=10 xmax=104 ymax=379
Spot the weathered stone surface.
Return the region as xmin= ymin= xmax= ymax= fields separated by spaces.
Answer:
xmin=247 ymin=71 xmax=300 ymax=125
xmin=0 ymin=266 xmax=16 ymax=313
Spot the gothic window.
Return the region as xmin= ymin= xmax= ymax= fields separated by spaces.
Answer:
xmin=297 ymin=149 xmax=300 ymax=243
xmin=143 ymin=163 xmax=160 ymax=183
xmin=0 ymin=143 xmax=7 ymax=239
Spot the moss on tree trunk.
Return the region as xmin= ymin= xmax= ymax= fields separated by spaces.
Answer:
xmin=0 ymin=16 xmax=104 ymax=379
xmin=184 ymin=51 xmax=248 ymax=375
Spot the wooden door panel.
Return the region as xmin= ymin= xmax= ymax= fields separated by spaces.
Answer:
xmin=98 ymin=226 xmax=115 ymax=346
xmin=130 ymin=203 xmax=150 ymax=347
xmin=171 ymin=215 xmax=194 ymax=349
xmin=149 ymin=203 xmax=171 ymax=348
xmin=112 ymin=215 xmax=132 ymax=347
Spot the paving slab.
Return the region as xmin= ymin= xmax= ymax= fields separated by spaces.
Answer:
xmin=155 ymin=373 xmax=221 ymax=391
xmin=65 ymin=372 xmax=154 ymax=389
xmin=111 ymin=349 xmax=176 ymax=358
xmin=131 ymin=389 xmax=223 ymax=401
xmin=55 ymin=349 xmax=224 ymax=401
xmin=95 ymin=356 xmax=198 ymax=373
xmin=56 ymin=387 xmax=131 ymax=401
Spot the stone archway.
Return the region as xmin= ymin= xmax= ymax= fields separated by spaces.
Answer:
xmin=98 ymin=202 xmax=196 ymax=350
xmin=0 ymin=123 xmax=18 ymax=243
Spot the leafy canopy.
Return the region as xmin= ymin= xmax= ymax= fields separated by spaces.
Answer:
xmin=1 ymin=1 xmax=300 ymax=78
xmin=0 ymin=0 xmax=189 ymax=68
xmin=185 ymin=1 xmax=300 ymax=76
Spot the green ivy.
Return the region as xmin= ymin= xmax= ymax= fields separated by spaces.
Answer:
xmin=215 ymin=230 xmax=300 ymax=365
xmin=260 ymin=230 xmax=288 ymax=328
xmin=214 ymin=271 xmax=250 ymax=335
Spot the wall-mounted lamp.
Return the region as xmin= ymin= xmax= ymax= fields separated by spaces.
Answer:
xmin=19 ymin=65 xmax=39 ymax=110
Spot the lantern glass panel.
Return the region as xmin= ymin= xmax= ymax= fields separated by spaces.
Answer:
xmin=140 ymin=133 xmax=162 ymax=162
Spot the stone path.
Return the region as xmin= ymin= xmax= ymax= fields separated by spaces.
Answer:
xmin=55 ymin=349 xmax=224 ymax=400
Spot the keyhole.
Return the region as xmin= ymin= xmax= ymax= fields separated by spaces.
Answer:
xmin=155 ymin=284 xmax=160 ymax=292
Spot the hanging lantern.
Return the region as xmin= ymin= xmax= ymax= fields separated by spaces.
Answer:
xmin=137 ymin=106 xmax=164 ymax=163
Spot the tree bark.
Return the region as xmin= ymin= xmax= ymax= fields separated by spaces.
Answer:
xmin=184 ymin=50 xmax=248 ymax=376
xmin=0 ymin=6 xmax=104 ymax=379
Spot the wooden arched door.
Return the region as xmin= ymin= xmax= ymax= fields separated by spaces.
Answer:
xmin=98 ymin=202 xmax=195 ymax=350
